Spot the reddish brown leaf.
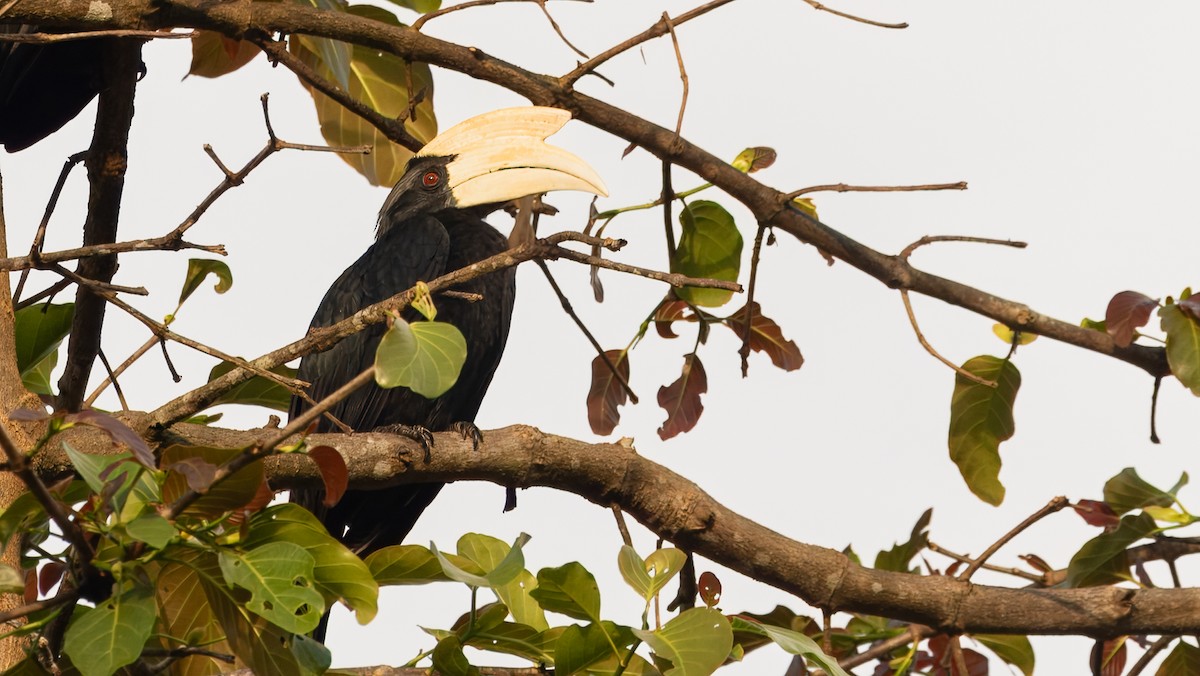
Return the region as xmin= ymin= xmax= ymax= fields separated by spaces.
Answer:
xmin=586 ymin=349 xmax=631 ymax=436
xmin=1096 ymin=637 xmax=1126 ymax=676
xmin=188 ymin=30 xmax=261 ymax=78
xmin=309 ymin=445 xmax=349 ymax=507
xmin=945 ymin=560 xmax=964 ymax=577
xmin=1105 ymin=290 xmax=1158 ymax=347
xmin=725 ymin=302 xmax=803 ymax=372
xmin=23 ymin=570 xmax=36 ymax=604
xmin=38 ymin=562 xmax=65 ymax=595
xmin=1180 ymin=294 xmax=1200 ymax=322
xmin=1073 ymin=499 xmax=1120 ymax=529
xmin=8 ymin=408 xmax=48 ymax=421
xmin=655 ymin=300 xmax=694 ymax=339
xmin=657 ymin=355 xmax=708 ymax=440
xmin=927 ymin=635 xmax=988 ymax=676
xmin=245 ymin=479 xmax=276 ymax=514
xmin=698 ymin=571 xmax=721 ymax=607
xmin=65 ymin=410 xmax=154 ymax=468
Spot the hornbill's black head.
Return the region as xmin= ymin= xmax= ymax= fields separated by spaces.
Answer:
xmin=377 ymin=107 xmax=608 ymax=231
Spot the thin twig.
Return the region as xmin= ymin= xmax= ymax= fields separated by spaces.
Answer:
xmin=1126 ymin=635 xmax=1178 ymax=676
xmin=413 ymin=0 xmax=591 ymax=31
xmin=561 ymin=0 xmax=735 ymax=85
xmin=739 ymin=224 xmax=766 ymax=377
xmin=839 ymin=625 xmax=935 ymax=670
xmin=94 ymin=349 xmax=129 ymax=411
xmin=899 ymin=235 xmax=1027 ymax=261
xmin=611 ymin=505 xmax=633 ymax=547
xmin=0 ymin=238 xmax=227 ymax=272
xmin=534 ymin=0 xmax=588 ymax=58
xmin=0 ymin=29 xmax=193 ymax=43
xmin=14 ymin=279 xmax=71 ymax=311
xmin=799 ymin=0 xmax=908 ymax=29
xmin=958 ymin=496 xmax=1069 ymax=581
xmin=85 ymin=336 xmax=156 ymax=407
xmin=536 ymin=260 xmax=638 ymax=403
xmin=663 ymin=12 xmax=688 ymax=135
xmin=900 ymin=289 xmax=996 ymax=388
xmin=13 ymin=152 xmax=87 ymax=304
xmin=784 ymin=181 xmax=966 ymax=200
xmin=926 ymin=541 xmax=1045 ymax=584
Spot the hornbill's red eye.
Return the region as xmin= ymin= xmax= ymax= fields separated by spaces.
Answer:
xmin=422 ymin=171 xmax=440 ymax=188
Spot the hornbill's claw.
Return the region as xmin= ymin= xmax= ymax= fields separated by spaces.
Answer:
xmin=374 ymin=423 xmax=435 ymax=463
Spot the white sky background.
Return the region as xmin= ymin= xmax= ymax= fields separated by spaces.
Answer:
xmin=4 ymin=1 xmax=1200 ymax=673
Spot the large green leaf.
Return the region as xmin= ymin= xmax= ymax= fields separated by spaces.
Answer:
xmin=633 ymin=607 xmax=732 ymax=676
xmin=672 ymin=201 xmax=742 ymax=308
xmin=729 ymin=617 xmax=848 ymax=676
xmin=154 ymin=560 xmax=234 ymax=676
xmin=1159 ymin=640 xmax=1200 ymax=675
xmin=873 ymin=508 xmax=931 ymax=573
xmin=290 ymin=5 xmax=438 ymax=187
xmin=244 ymin=504 xmax=379 ymax=625
xmin=21 ymin=348 xmax=57 ymax=395
xmin=367 ymin=544 xmax=453 ymax=584
xmin=1103 ymin=467 xmax=1187 ymax=515
xmin=1065 ymin=512 xmax=1157 ymax=587
xmin=973 ymin=633 xmax=1035 ymax=676
xmin=617 ymin=546 xmax=688 ymax=604
xmin=431 ymin=533 xmax=530 ymax=588
xmin=161 ymin=445 xmax=265 ymax=520
xmin=554 ymin=622 xmax=623 ymax=675
xmin=463 ymin=621 xmax=552 ymax=664
xmin=62 ymin=582 xmax=157 ymax=676
xmin=530 ymin=562 xmax=601 ymax=623
xmin=457 ymin=533 xmax=546 ymax=630
xmin=219 ymin=542 xmax=325 ymax=634
xmin=13 ymin=302 xmax=73 ymax=377
xmin=375 ymin=318 xmax=467 ymax=398
xmin=207 ymin=361 xmax=299 ymax=413
xmin=1161 ymin=303 xmax=1200 ymax=395
xmin=947 ymin=356 xmax=1021 ymax=505
xmin=432 ymin=635 xmax=478 ymax=676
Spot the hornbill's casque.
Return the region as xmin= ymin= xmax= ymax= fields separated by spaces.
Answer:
xmin=289 ymin=107 xmax=607 ymax=572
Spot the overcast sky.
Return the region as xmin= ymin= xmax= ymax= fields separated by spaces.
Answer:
xmin=5 ymin=1 xmax=1200 ymax=673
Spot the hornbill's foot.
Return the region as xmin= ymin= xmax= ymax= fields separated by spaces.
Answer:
xmin=449 ymin=421 xmax=483 ymax=451
xmin=374 ymin=423 xmax=435 ymax=463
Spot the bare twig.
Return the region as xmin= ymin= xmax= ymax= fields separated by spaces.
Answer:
xmin=94 ymin=349 xmax=129 ymax=411
xmin=1126 ymin=635 xmax=1177 ymax=676
xmin=899 ymin=235 xmax=1027 ymax=261
xmin=958 ymin=496 xmax=1069 ymax=581
xmin=14 ymin=279 xmax=72 ymax=311
xmin=0 ymin=238 xmax=227 ymax=272
xmin=534 ymin=0 xmax=588 ymax=58
xmin=536 ymin=261 xmax=638 ymax=403
xmin=0 ymin=589 xmax=79 ymax=627
xmin=663 ymin=12 xmax=688 ymax=135
xmin=0 ymin=29 xmax=192 ymax=43
xmin=926 ymin=541 xmax=1045 ymax=584
xmin=739 ymin=224 xmax=766 ymax=377
xmin=562 ymin=0 xmax=735 ymax=85
xmin=611 ymin=505 xmax=633 ymax=547
xmin=85 ymin=336 xmax=156 ymax=407
xmin=839 ymin=625 xmax=936 ymax=670
xmin=12 ymin=152 xmax=86 ymax=304
xmin=783 ymin=181 xmax=966 ymax=200
xmin=799 ymin=0 xmax=908 ymax=29
xmin=900 ymin=289 xmax=995 ymax=387
xmin=413 ymin=0 xmax=591 ymax=31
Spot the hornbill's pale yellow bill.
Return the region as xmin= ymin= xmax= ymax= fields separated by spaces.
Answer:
xmin=383 ymin=106 xmax=608 ymax=215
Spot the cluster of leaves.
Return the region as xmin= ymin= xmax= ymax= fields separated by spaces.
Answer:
xmin=587 ymin=149 xmax=804 ymax=441
xmin=188 ymin=0 xmax=440 ymax=186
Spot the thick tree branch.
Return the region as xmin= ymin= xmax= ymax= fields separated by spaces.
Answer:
xmin=28 ymin=418 xmax=1200 ymax=638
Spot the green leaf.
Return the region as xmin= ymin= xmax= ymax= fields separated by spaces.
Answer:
xmin=62 ymin=582 xmax=157 ymax=676
xmin=0 ymin=564 xmax=23 ymax=594
xmin=554 ymin=623 xmax=619 ymax=675
xmin=530 ymin=562 xmax=601 ymax=623
xmin=154 ymin=559 xmax=236 ymax=676
xmin=207 ymin=361 xmax=299 ymax=413
xmin=873 ymin=508 xmax=932 ymax=573
xmin=672 ymin=201 xmax=742 ymax=308
xmin=188 ymin=30 xmax=260 ymax=78
xmin=177 ymin=259 xmax=233 ymax=309
xmin=291 ymin=8 xmax=438 ymax=187
xmin=432 ymin=533 xmax=530 ymax=588
xmin=729 ymin=617 xmax=848 ymax=676
xmin=973 ymin=634 xmax=1035 ymax=676
xmin=1103 ymin=467 xmax=1186 ymax=515
xmin=633 ymin=607 xmax=732 ymax=676
xmin=947 ymin=355 xmax=1021 ymax=505
xmin=298 ymin=0 xmax=352 ymax=89
xmin=463 ymin=621 xmax=552 ymax=664
xmin=1065 ymin=512 xmax=1158 ymax=587
xmin=1161 ymin=303 xmax=1200 ymax=395
xmin=161 ymin=445 xmax=265 ymax=520
xmin=367 ymin=544 xmax=452 ymax=584
xmin=124 ymin=514 xmax=176 ymax=549
xmin=1158 ymin=640 xmax=1200 ymax=675
xmin=731 ymin=146 xmax=776 ymax=173
xmin=992 ymin=323 xmax=1037 ymax=346
xmin=13 ymin=302 xmax=73 ymax=377
xmin=0 ymin=491 xmax=49 ymax=554
xmin=63 ymin=443 xmax=133 ymax=495
xmin=1143 ymin=505 xmax=1194 ymax=524
xmin=219 ymin=542 xmax=325 ymax=634
xmin=385 ymin=0 xmax=441 ymax=12
xmin=375 ymin=317 xmax=467 ymax=398
xmin=457 ymin=533 xmax=546 ymax=630
xmin=432 ymin=635 xmax=479 ymax=676
xmin=21 ymin=348 xmax=57 ymax=395
xmin=244 ymin=504 xmax=379 ymax=625
xmin=618 ymin=546 xmax=688 ymax=603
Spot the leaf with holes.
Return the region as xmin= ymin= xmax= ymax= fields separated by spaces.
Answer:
xmin=672 ymin=201 xmax=742 ymax=308
xmin=188 ymin=31 xmax=260 ymax=78
xmin=1161 ymin=303 xmax=1200 ymax=395
xmin=219 ymin=542 xmax=324 ymax=634
xmin=307 ymin=446 xmax=348 ymax=507
xmin=1105 ymin=291 xmax=1158 ymax=347
xmin=291 ymin=7 xmax=438 ymax=187
xmin=207 ymin=361 xmax=299 ymax=413
xmin=62 ymin=583 xmax=157 ymax=676
xmin=618 ymin=546 xmax=688 ymax=603
xmin=724 ymin=302 xmax=803 ymax=372
xmin=586 ymin=349 xmax=631 ymax=436
xmin=634 ymin=607 xmax=732 ymax=676
xmin=657 ymin=354 xmax=707 ymax=440
xmin=698 ymin=572 xmax=721 ymax=608
xmin=375 ymin=318 xmax=467 ymax=398
xmin=13 ymin=302 xmax=73 ymax=379
xmin=1065 ymin=513 xmax=1157 ymax=587
xmin=948 ymin=356 xmax=1020 ymax=506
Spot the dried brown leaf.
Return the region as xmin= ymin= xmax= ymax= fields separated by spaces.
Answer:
xmin=586 ymin=350 xmax=631 ymax=436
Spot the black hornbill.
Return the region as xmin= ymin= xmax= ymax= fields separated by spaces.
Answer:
xmin=0 ymin=30 xmax=107 ymax=151
xmin=289 ymin=107 xmax=606 ymax=563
